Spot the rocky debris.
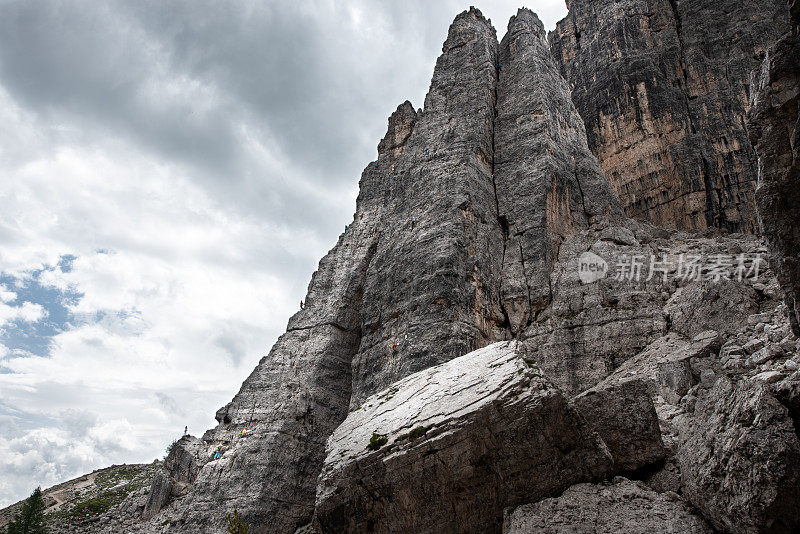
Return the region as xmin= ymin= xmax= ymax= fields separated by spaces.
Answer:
xmin=591 ymin=291 xmax=800 ymax=532
xmin=521 ymin=227 xmax=774 ymax=395
xmin=572 ymin=378 xmax=666 ymax=472
xmin=314 ymin=342 xmax=614 ymax=533
xmin=674 ymin=375 xmax=800 ymax=533
xmin=748 ymin=3 xmax=800 ymax=336
xmin=549 ymin=0 xmax=789 ymax=232
xmin=503 ymin=477 xmax=713 ymax=534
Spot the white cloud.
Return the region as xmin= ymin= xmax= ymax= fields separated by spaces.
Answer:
xmin=0 ymin=301 xmax=46 ymax=327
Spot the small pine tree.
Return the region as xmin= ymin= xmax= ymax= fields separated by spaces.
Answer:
xmin=225 ymin=509 xmax=249 ymax=534
xmin=6 ymin=487 xmax=47 ymax=534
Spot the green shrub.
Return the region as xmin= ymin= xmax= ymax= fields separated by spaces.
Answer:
xmin=225 ymin=509 xmax=249 ymax=534
xmin=408 ymin=426 xmax=428 ymax=440
xmin=366 ymin=432 xmax=388 ymax=451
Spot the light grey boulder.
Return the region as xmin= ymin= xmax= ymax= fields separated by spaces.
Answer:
xmin=315 ymin=342 xmax=613 ymax=533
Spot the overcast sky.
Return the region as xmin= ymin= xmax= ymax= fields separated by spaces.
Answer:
xmin=0 ymin=0 xmax=568 ymax=506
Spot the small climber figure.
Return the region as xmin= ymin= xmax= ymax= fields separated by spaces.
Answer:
xmin=344 ymin=224 xmax=348 ymax=233
xmin=425 ymin=149 xmax=429 ymax=156
xmin=392 ymin=164 xmax=396 ymax=172
xmin=184 ymin=425 xmax=187 ymax=436
xmin=390 ymin=343 xmax=398 ymax=355
xmin=504 ymin=230 xmax=509 ymax=242
xmin=375 ymin=162 xmax=379 ymax=168
xmin=300 ymin=300 xmax=304 ymax=310
xmin=360 ymin=212 xmax=364 ymax=220
xmin=410 ymin=217 xmax=414 ymax=230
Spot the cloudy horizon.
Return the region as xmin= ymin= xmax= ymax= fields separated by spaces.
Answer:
xmin=0 ymin=0 xmax=568 ymax=506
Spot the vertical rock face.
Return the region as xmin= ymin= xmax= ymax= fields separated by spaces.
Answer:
xmin=748 ymin=5 xmax=800 ymax=335
xmin=494 ymin=9 xmax=624 ymax=333
xmin=549 ymin=0 xmax=790 ymax=232
xmin=349 ymin=8 xmax=505 ymax=407
xmin=167 ymin=206 xmax=378 ymax=532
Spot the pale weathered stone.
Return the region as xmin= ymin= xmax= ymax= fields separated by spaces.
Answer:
xmin=315 ymin=342 xmax=613 ymax=533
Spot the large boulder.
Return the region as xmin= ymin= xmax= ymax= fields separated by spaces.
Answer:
xmin=314 ymin=342 xmax=613 ymax=533
xmin=674 ymin=375 xmax=800 ymax=533
xmin=572 ymin=378 xmax=665 ymax=472
xmin=503 ymin=477 xmax=713 ymax=534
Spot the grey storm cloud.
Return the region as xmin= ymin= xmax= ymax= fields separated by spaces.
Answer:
xmin=0 ymin=1 xmax=567 ymax=239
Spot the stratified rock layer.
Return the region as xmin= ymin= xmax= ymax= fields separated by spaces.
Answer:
xmin=549 ymin=0 xmax=790 ymax=231
xmin=748 ymin=5 xmax=800 ymax=335
xmin=315 ymin=342 xmax=613 ymax=533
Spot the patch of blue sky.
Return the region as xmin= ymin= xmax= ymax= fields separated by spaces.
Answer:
xmin=0 ymin=254 xmax=85 ymax=359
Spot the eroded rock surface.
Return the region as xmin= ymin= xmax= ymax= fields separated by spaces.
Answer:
xmin=748 ymin=4 xmax=800 ymax=335
xmin=494 ymin=9 xmax=624 ymax=333
xmin=315 ymin=342 xmax=613 ymax=533
xmin=550 ymin=0 xmax=789 ymax=231
xmin=573 ymin=378 xmax=665 ymax=472
xmin=674 ymin=375 xmax=800 ymax=533
xmin=503 ymin=477 xmax=713 ymax=534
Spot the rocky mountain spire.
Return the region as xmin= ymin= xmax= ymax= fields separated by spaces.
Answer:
xmin=140 ymin=7 xmax=625 ymax=532
xmin=495 ymin=8 xmax=623 ymax=332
